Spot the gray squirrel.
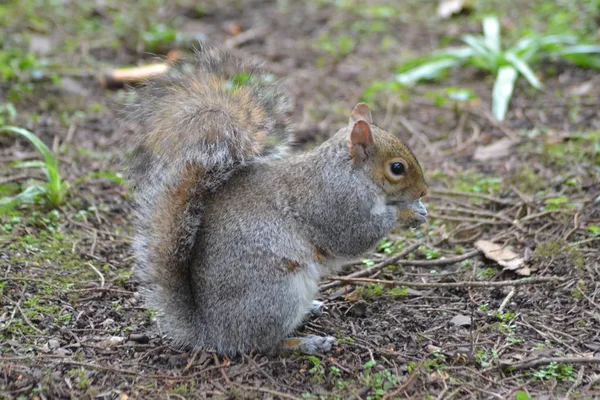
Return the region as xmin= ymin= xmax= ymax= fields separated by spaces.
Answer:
xmin=123 ymin=46 xmax=428 ymax=355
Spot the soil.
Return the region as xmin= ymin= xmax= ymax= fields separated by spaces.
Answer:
xmin=1 ymin=1 xmax=599 ymax=399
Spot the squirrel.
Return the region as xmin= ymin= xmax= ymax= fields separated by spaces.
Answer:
xmin=123 ymin=46 xmax=428 ymax=356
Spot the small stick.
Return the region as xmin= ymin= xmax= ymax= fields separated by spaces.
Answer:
xmin=497 ymin=286 xmax=516 ymax=313
xmin=230 ymin=383 xmax=303 ymax=400
xmin=566 ymin=367 xmax=586 ymax=398
xmin=86 ymin=262 xmax=105 ymax=288
xmin=98 ymin=63 xmax=170 ymax=89
xmin=15 ymin=302 xmax=43 ymax=334
xmin=429 ymin=188 xmax=514 ymax=205
xmin=327 ymin=276 xmax=566 ymax=289
xmin=322 ymin=249 xmax=480 ymax=291
xmin=382 ymin=358 xmax=426 ymax=400
xmin=499 ymin=357 xmax=600 ymax=371
xmin=224 ymin=27 xmax=268 ymax=49
xmin=321 ymin=243 xmax=419 ymax=291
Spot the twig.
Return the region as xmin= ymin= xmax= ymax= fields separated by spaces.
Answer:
xmin=323 ymin=250 xmax=481 ymax=290
xmin=576 ymin=287 xmax=600 ymax=313
xmin=321 ymin=243 xmax=420 ymax=291
xmin=344 ymin=386 xmax=371 ymax=400
xmin=398 ymin=117 xmax=437 ymax=155
xmin=382 ymin=358 xmax=425 ymax=400
xmin=213 ymin=353 xmax=231 ymax=384
xmin=230 ymin=383 xmax=303 ymax=400
xmin=497 ymin=286 xmax=516 ymax=313
xmin=86 ymin=262 xmax=105 ymax=288
xmin=4 ymin=358 xmax=227 ymax=380
xmin=566 ymin=366 xmax=585 ymax=398
xmin=499 ymin=357 xmax=600 ymax=371
xmin=15 ymin=301 xmax=43 ymax=334
xmin=519 ymin=209 xmax=572 ymax=222
xmin=327 ymin=276 xmax=566 ymax=289
xmin=429 ymin=213 xmax=505 ymax=225
xmin=429 ymin=188 xmax=514 ymax=205
xmin=224 ymin=27 xmax=268 ymax=49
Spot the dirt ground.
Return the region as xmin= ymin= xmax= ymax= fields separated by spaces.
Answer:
xmin=1 ymin=1 xmax=600 ymax=399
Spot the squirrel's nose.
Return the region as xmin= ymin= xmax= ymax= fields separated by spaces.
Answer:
xmin=420 ymin=187 xmax=428 ymax=198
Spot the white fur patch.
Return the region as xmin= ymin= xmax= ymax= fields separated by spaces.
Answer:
xmin=284 ymin=263 xmax=320 ymax=332
xmin=370 ymin=196 xmax=388 ymax=217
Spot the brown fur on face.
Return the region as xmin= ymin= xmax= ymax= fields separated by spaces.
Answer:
xmin=346 ymin=103 xmax=427 ymax=204
xmin=368 ymin=125 xmax=427 ymax=202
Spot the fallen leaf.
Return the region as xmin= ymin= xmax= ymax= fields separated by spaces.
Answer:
xmin=437 ymin=0 xmax=472 ymax=19
xmin=425 ymin=344 xmax=442 ymax=353
xmin=97 ymin=336 xmax=126 ymax=349
xmin=449 ymin=314 xmax=471 ymax=327
xmin=566 ymin=80 xmax=594 ymax=96
xmin=475 ymin=240 xmax=530 ymax=276
xmin=473 ymin=138 xmax=518 ymax=161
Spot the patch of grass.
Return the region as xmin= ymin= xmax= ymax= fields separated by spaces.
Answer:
xmin=529 ymin=362 xmax=577 ymax=381
xmin=314 ymin=32 xmax=357 ymax=61
xmin=541 ymin=131 xmax=600 ymax=168
xmin=395 ymin=16 xmax=600 ymax=120
xmin=533 ymin=240 xmax=584 ymax=269
xmin=431 ymin=169 xmax=502 ymax=198
xmin=0 ymin=126 xmax=68 ymax=212
xmin=475 ymin=348 xmax=499 ymax=368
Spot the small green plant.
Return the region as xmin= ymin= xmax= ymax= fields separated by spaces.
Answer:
xmin=0 ymin=126 xmax=67 ymax=212
xmin=395 ymin=16 xmax=600 ymax=120
xmin=141 ymin=23 xmax=180 ymax=52
xmin=530 ymin=362 xmax=576 ymax=381
xmin=515 ymin=390 xmax=536 ymax=400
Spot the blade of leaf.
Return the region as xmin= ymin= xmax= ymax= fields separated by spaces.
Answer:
xmin=14 ymin=160 xmax=47 ymax=169
xmin=0 ymin=185 xmax=47 ymax=213
xmin=396 ymin=58 xmax=463 ymax=85
xmin=0 ymin=126 xmax=64 ymax=205
xmin=561 ymin=53 xmax=600 ymax=70
xmin=461 ymin=34 xmax=496 ymax=70
xmin=551 ymin=44 xmax=600 ymax=55
xmin=505 ymin=52 xmax=543 ymax=89
xmin=483 ymin=16 xmax=501 ymax=53
xmin=492 ymin=66 xmax=518 ymax=121
xmin=431 ymin=46 xmax=474 ymax=58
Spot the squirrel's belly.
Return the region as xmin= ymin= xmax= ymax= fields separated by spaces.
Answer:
xmin=282 ymin=262 xmax=320 ymax=333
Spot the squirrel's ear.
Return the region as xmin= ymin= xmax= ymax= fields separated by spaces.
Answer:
xmin=349 ymin=120 xmax=374 ymax=162
xmin=349 ymin=103 xmax=373 ymax=125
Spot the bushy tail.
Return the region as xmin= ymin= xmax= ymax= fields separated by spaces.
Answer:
xmin=123 ymin=46 xmax=291 ymax=347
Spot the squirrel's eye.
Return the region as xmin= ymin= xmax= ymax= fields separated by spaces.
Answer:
xmin=390 ymin=161 xmax=405 ymax=176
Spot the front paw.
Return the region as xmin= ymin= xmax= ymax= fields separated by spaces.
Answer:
xmin=397 ymin=205 xmax=427 ymax=228
xmin=309 ymin=300 xmax=325 ymax=317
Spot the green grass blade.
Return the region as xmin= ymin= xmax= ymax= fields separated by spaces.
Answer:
xmin=396 ymin=58 xmax=463 ymax=85
xmin=492 ymin=66 xmax=518 ymax=121
xmin=461 ymin=34 xmax=496 ymax=70
xmin=561 ymin=53 xmax=600 ymax=69
xmin=483 ymin=16 xmax=501 ymax=53
xmin=431 ymin=46 xmax=475 ymax=59
xmin=396 ymin=47 xmax=472 ymax=74
xmin=14 ymin=160 xmax=47 ymax=169
xmin=0 ymin=125 xmax=65 ymax=206
xmin=551 ymin=44 xmax=600 ymax=56
xmin=0 ymin=185 xmax=47 ymax=213
xmin=505 ymin=52 xmax=543 ymax=89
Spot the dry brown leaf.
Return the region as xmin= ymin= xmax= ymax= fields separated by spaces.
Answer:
xmin=475 ymin=240 xmax=530 ymax=276
xmin=473 ymin=138 xmax=518 ymax=161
